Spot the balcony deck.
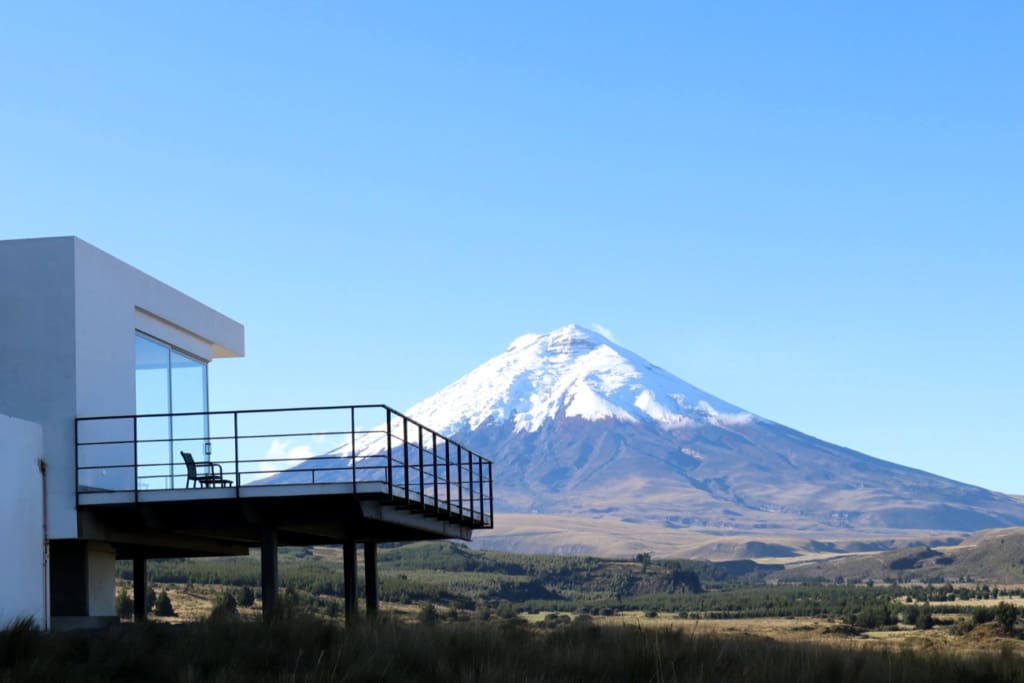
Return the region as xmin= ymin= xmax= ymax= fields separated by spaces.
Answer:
xmin=75 ymin=405 xmax=493 ymax=554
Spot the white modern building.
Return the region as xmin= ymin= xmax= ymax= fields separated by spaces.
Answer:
xmin=0 ymin=237 xmax=243 ymax=629
xmin=0 ymin=237 xmax=492 ymax=630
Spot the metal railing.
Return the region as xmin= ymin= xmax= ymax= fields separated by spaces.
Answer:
xmin=75 ymin=404 xmax=493 ymax=528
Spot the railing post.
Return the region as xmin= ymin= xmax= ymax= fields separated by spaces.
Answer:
xmin=418 ymin=425 xmax=424 ymax=509
xmin=132 ymin=416 xmax=139 ymax=504
xmin=444 ymin=439 xmax=451 ymax=517
xmin=456 ymin=445 xmax=463 ymax=517
xmin=234 ymin=411 xmax=240 ymax=498
xmin=386 ymin=409 xmax=393 ymax=498
xmin=487 ymin=462 xmax=494 ymax=527
xmin=350 ymin=406 xmax=357 ymax=488
xmin=432 ymin=433 xmax=439 ymax=516
xmin=468 ymin=452 xmax=475 ymax=523
xmin=402 ymin=417 xmax=410 ymax=505
xmin=74 ymin=418 xmax=80 ymax=508
xmin=477 ymin=456 xmax=484 ymax=524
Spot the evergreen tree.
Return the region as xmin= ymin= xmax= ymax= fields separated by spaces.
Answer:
xmin=418 ymin=603 xmax=439 ymax=624
xmin=209 ymin=592 xmax=239 ymax=622
xmin=236 ymin=586 xmax=256 ymax=608
xmin=153 ymin=590 xmax=175 ymax=617
xmin=995 ymin=602 xmax=1019 ymax=635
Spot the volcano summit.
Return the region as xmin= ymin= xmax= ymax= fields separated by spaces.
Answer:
xmin=399 ymin=325 xmax=1024 ymax=552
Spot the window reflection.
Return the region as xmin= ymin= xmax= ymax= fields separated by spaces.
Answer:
xmin=134 ymin=333 xmax=208 ymax=489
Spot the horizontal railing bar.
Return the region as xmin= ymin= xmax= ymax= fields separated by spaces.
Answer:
xmin=79 ymin=442 xmax=487 ymax=467
xmin=76 ymin=429 xmax=388 ymax=448
xmin=77 ymin=405 xmax=491 ymax=466
xmin=76 ymin=403 xmax=391 ymax=421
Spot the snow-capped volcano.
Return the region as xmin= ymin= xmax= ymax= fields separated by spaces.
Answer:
xmin=407 ymin=324 xmax=754 ymax=434
xmin=268 ymin=324 xmax=1024 ymax=555
xmin=398 ymin=325 xmax=1024 ymax=543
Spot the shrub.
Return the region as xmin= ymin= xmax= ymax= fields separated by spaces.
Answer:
xmin=994 ymin=602 xmax=1019 ymax=635
xmin=973 ymin=606 xmax=995 ymax=625
xmin=210 ymin=592 xmax=239 ymax=622
xmin=153 ymin=590 xmax=175 ymax=617
xmin=418 ymin=603 xmax=439 ymax=625
xmin=236 ymin=586 xmax=256 ymax=608
xmin=115 ymin=587 xmax=133 ymax=619
xmin=495 ymin=602 xmax=518 ymax=620
xmin=541 ymin=613 xmax=571 ymax=628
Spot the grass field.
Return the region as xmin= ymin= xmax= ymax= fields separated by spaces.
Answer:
xmin=43 ymin=540 xmax=1022 ymax=680
xmin=5 ymin=608 xmax=1024 ymax=682
xmin=128 ymin=581 xmax=1024 ymax=656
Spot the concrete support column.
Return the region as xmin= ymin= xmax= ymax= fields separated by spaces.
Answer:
xmin=261 ymin=528 xmax=278 ymax=623
xmin=364 ymin=541 xmax=378 ymax=617
xmin=132 ymin=557 xmax=146 ymax=623
xmin=343 ymin=538 xmax=357 ymax=624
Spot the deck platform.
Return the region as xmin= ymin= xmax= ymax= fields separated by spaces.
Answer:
xmin=75 ymin=404 xmax=494 ymax=621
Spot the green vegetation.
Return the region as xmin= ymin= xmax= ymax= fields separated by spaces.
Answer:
xmin=4 ymin=615 xmax=1024 ymax=682
xmin=996 ymin=602 xmax=1021 ymax=635
xmin=118 ymin=542 xmax=1021 ymax=626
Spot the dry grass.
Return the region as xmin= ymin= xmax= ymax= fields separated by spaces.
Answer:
xmin=121 ymin=582 xmax=263 ymax=624
xmin=518 ymin=608 xmax=1024 ymax=661
xmin=475 ymin=513 xmax=958 ymax=563
xmin=139 ymin=583 xmax=1024 ymax=659
xmin=5 ymin=612 xmax=1024 ymax=682
xmin=99 ymin=581 xmax=1024 ymax=681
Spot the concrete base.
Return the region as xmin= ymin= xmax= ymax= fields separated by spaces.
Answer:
xmin=50 ymin=539 xmax=116 ymax=620
xmin=51 ymin=616 xmax=120 ymax=632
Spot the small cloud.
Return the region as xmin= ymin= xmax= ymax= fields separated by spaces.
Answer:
xmin=591 ymin=323 xmax=616 ymax=342
xmin=261 ymin=440 xmax=315 ymax=472
xmin=712 ymin=413 xmax=754 ymax=427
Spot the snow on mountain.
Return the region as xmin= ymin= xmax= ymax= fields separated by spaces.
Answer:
xmin=406 ymin=324 xmax=756 ymax=434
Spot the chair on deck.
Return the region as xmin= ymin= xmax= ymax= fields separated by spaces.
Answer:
xmin=180 ymin=450 xmax=233 ymax=488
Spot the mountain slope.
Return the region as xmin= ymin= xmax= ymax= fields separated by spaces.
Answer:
xmin=401 ymin=325 xmax=1024 ymax=537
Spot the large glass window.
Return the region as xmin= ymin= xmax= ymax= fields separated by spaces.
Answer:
xmin=135 ymin=332 xmax=209 ymax=488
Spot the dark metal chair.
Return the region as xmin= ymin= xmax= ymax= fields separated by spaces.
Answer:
xmin=180 ymin=450 xmax=233 ymax=488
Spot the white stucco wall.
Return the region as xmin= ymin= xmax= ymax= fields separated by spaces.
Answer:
xmin=0 ymin=415 xmax=46 ymax=628
xmin=0 ymin=239 xmax=78 ymax=539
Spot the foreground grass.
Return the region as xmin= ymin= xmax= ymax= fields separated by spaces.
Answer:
xmin=2 ymin=616 xmax=1023 ymax=683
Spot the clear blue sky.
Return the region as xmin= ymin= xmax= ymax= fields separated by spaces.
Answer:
xmin=2 ymin=3 xmax=1022 ymax=493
